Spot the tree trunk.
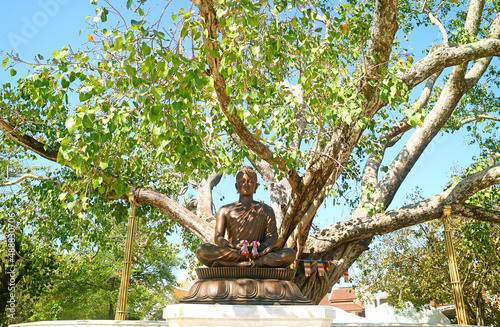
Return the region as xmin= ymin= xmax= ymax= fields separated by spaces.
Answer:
xmin=108 ymin=277 xmax=115 ymax=320
xmin=108 ymin=303 xmax=114 ymax=320
xmin=294 ymin=239 xmax=372 ymax=303
xmin=0 ymin=260 xmax=9 ymax=327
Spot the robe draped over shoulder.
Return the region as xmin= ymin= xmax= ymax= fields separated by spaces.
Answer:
xmin=225 ymin=202 xmax=277 ymax=246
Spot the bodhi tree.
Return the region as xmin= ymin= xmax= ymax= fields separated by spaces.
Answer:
xmin=1 ymin=0 xmax=500 ymax=304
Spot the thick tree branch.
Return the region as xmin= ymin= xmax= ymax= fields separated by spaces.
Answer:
xmin=376 ymin=22 xmax=500 ymax=209
xmin=0 ymin=118 xmax=59 ymax=162
xmin=453 ymin=203 xmax=500 ymax=224
xmin=366 ymin=0 xmax=398 ymax=77
xmin=414 ymin=64 xmax=443 ymax=110
xmin=0 ymin=117 xmax=212 ymax=241
xmin=277 ymin=0 xmax=400 ymax=247
xmin=360 ymin=68 xmax=442 ymax=196
xmin=356 ymin=0 xmax=398 ymax=119
xmin=399 ymin=39 xmax=500 ymax=90
xmin=285 ymin=173 xmax=334 ymax=255
xmin=360 ymin=123 xmax=407 ymax=190
xmin=196 ymin=172 xmax=221 ymax=222
xmin=131 ymin=186 xmax=212 ymax=243
xmin=308 ymin=163 xmax=500 ymax=254
xmin=464 ymin=0 xmax=485 ymax=36
xmin=375 ymin=12 xmax=500 ymax=212
xmin=251 ymin=159 xmax=291 ymax=230
xmin=440 ymin=163 xmax=500 ymax=204
xmin=428 ymin=12 xmax=449 ymax=44
xmin=371 ymin=81 xmax=460 ymax=208
xmin=306 ymin=0 xmax=400 ymax=179
xmin=413 ymin=0 xmax=450 ymax=44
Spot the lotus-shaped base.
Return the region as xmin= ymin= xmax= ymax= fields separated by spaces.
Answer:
xmin=179 ymin=267 xmax=313 ymax=305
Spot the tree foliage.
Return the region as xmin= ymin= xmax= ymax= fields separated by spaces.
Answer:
xmin=0 ymin=204 xmax=181 ymax=325
xmin=1 ymin=0 xmax=500 ymax=310
xmin=1 ymin=142 xmax=182 ymax=324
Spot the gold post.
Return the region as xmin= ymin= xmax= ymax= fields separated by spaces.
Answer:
xmin=441 ymin=206 xmax=468 ymax=325
xmin=115 ymin=192 xmax=140 ymax=320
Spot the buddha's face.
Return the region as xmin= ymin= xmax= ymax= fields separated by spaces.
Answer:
xmin=236 ymin=173 xmax=257 ymax=196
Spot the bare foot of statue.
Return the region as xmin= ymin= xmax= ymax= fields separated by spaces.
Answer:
xmin=236 ymin=260 xmax=255 ymax=267
xmin=212 ymin=260 xmax=256 ymax=267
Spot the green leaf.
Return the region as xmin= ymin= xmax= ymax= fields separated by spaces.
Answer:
xmin=100 ymin=162 xmax=108 ymax=170
xmin=126 ymin=0 xmax=133 ymax=9
xmin=65 ymin=117 xmax=78 ymax=134
xmin=114 ymin=179 xmax=129 ymax=197
xmin=149 ymin=105 xmax=163 ymax=122
xmin=141 ymin=42 xmax=151 ymax=55
xmin=247 ymin=116 xmax=258 ymax=124
xmin=125 ymin=65 xmax=137 ymax=76
xmin=408 ymin=117 xmax=418 ymax=128
xmin=2 ymin=57 xmax=9 ymax=67
xmin=180 ymin=25 xmax=189 ymax=38
xmin=10 ymin=68 xmax=16 ymax=76
xmin=140 ymin=56 xmax=154 ymax=73
xmin=131 ymin=20 xmax=144 ymax=28
xmin=151 ymin=86 xmax=162 ymax=99
xmin=390 ymin=85 xmax=397 ymax=97
xmin=114 ymin=35 xmax=123 ymax=50
xmin=101 ymin=8 xmax=108 ymax=22
xmin=154 ymin=30 xmax=165 ymax=39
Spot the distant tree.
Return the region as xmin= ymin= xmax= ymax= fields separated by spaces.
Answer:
xmin=0 ymin=217 xmax=180 ymax=325
xmin=1 ymin=0 xmax=500 ymax=305
xmin=1 ymin=142 xmax=181 ymax=325
xmin=25 ymin=248 xmax=178 ymax=322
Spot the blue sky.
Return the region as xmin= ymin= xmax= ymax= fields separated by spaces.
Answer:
xmin=0 ymin=1 xmax=482 ymax=229
xmin=0 ymin=1 xmax=93 ymax=61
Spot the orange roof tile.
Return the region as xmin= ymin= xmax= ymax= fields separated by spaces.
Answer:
xmin=330 ymin=288 xmax=358 ymax=302
xmin=330 ymin=302 xmax=364 ymax=313
xmin=318 ymin=288 xmax=365 ymax=314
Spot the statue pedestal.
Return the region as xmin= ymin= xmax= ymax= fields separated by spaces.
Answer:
xmin=179 ymin=267 xmax=312 ymax=305
xmin=163 ymin=304 xmax=335 ymax=327
xmin=172 ymin=267 xmax=322 ymax=325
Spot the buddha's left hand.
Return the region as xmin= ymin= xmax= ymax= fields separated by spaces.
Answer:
xmin=259 ymin=244 xmax=279 ymax=256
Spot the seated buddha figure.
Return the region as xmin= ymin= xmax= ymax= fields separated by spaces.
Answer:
xmin=196 ymin=166 xmax=296 ymax=268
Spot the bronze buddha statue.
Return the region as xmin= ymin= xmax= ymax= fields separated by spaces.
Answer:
xmin=196 ymin=166 xmax=295 ymax=268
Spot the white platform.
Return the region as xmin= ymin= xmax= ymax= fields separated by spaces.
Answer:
xmin=163 ymin=304 xmax=335 ymax=327
xmin=9 ymin=321 xmax=167 ymax=327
